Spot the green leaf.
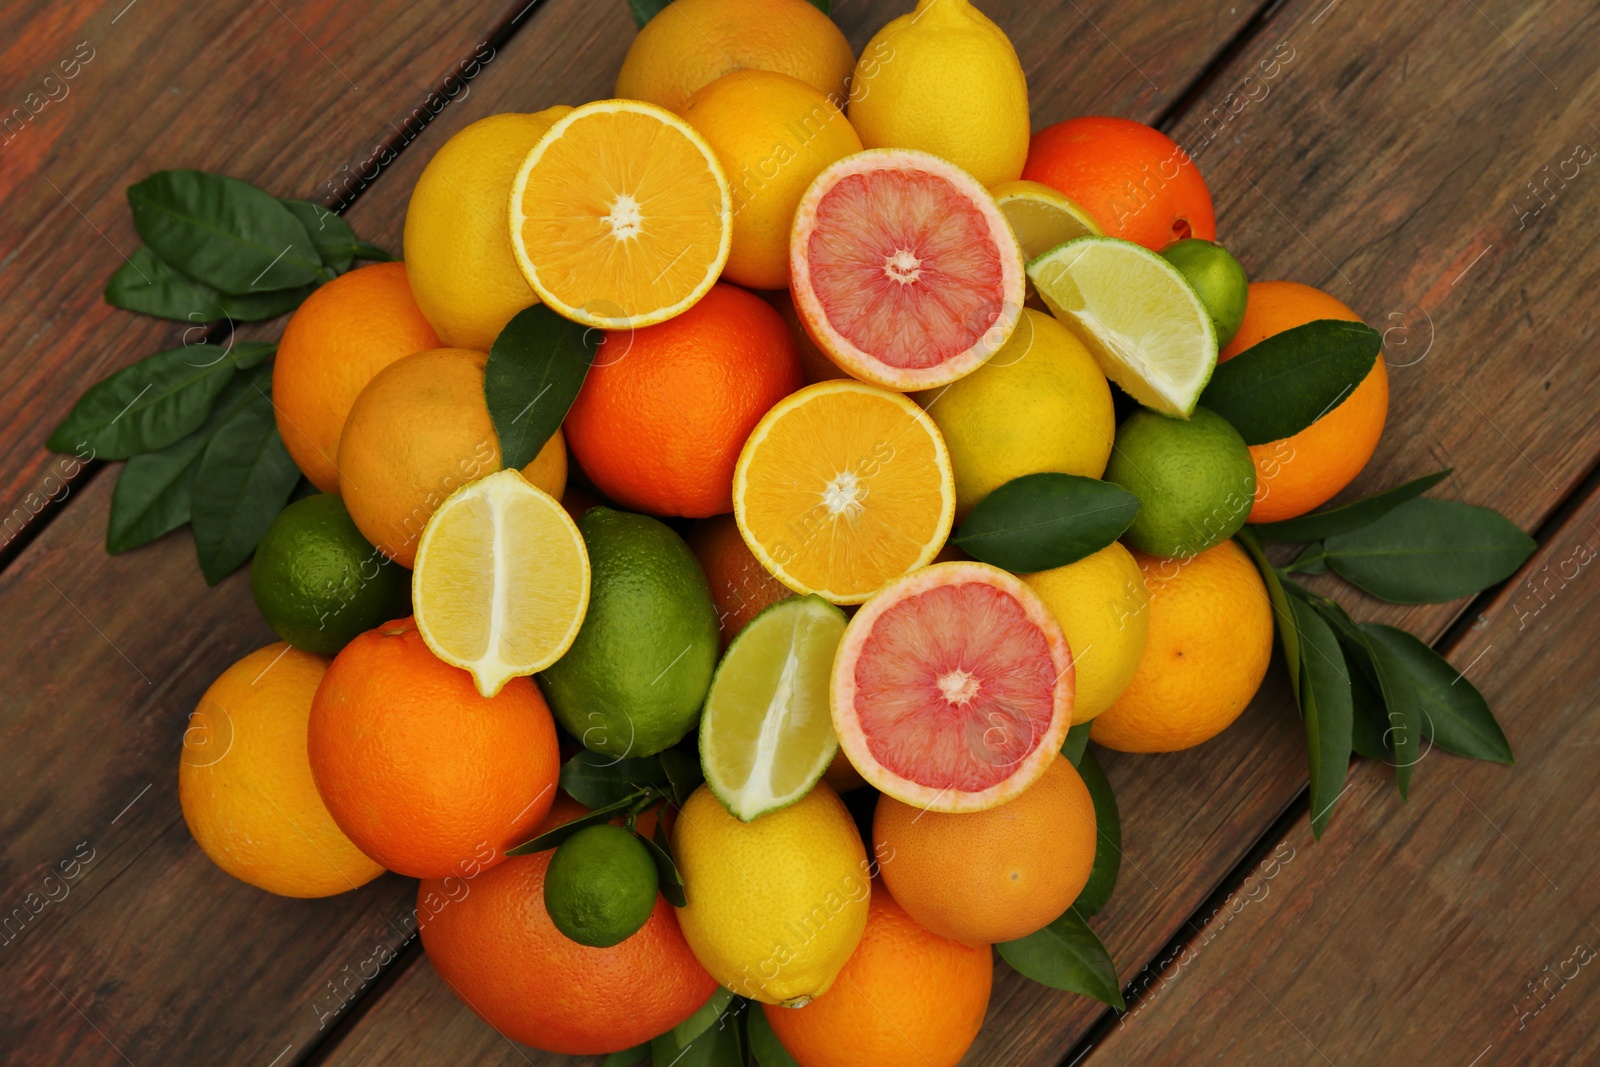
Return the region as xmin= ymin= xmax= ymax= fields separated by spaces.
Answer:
xmin=1061 ymin=721 xmax=1092 ymax=766
xmin=601 ymin=1045 xmax=650 ymax=1067
xmin=1252 ymin=469 xmax=1452 ymax=542
xmin=1073 ymin=747 xmax=1121 ymax=916
xmin=485 ymin=304 xmax=598 ymax=469
xmin=1236 ymin=529 xmax=1299 ymax=701
xmin=997 ymin=906 xmax=1124 ymax=1009
xmin=105 ymin=247 xmax=311 ymax=322
xmin=808 ymin=0 xmax=830 ymax=10
xmin=1359 ymin=624 xmax=1425 ymax=798
xmin=47 ymin=343 xmax=247 ymax=459
xmin=674 ymin=988 xmax=735 ymax=1048
xmin=1199 ymin=319 xmax=1381 ymax=445
xmin=1323 ymin=498 xmax=1535 ymax=603
xmin=230 ymin=341 xmax=277 ymax=370
xmin=559 ymin=750 xmax=671 ymax=808
xmin=1360 ymin=625 xmax=1512 ymax=764
xmin=659 ymin=746 xmax=704 ymax=807
xmin=651 ymin=995 xmax=743 ymax=1066
xmin=1286 ymin=597 xmax=1353 ymax=837
xmin=747 ymin=1008 xmax=801 ymax=1067
xmin=351 ymin=239 xmax=397 ymax=263
xmin=1285 ymin=543 xmax=1326 ymax=574
xmin=629 ymin=0 xmax=670 ymax=28
xmin=641 ymin=821 xmax=688 ymax=908
xmin=504 ymin=790 xmax=644 ymax=856
xmin=1346 ymin=646 xmax=1391 ymax=761
xmin=279 ymin=199 xmax=357 ymax=274
xmin=189 ymin=384 xmax=301 ymax=584
xmin=952 ymin=473 xmax=1140 ymax=572
xmin=126 ymin=170 xmax=322 ymax=294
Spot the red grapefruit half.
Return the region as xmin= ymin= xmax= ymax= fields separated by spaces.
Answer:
xmin=790 ymin=149 xmax=1025 ymax=391
xmin=832 ymin=561 xmax=1074 ymax=813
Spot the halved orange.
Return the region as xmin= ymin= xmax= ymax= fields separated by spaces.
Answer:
xmin=510 ymin=99 xmax=731 ymax=329
xmin=733 ymin=380 xmax=954 ymax=605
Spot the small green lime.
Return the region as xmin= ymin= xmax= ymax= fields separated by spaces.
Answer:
xmin=1160 ymin=238 xmax=1249 ymax=348
xmin=1105 ymin=407 xmax=1256 ymax=558
xmin=250 ymin=494 xmax=410 ymax=655
xmin=543 ymin=824 xmax=659 ymax=948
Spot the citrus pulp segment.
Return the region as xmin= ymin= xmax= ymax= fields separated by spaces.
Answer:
xmin=1026 ymin=235 xmax=1218 ymax=417
xmin=700 ymin=595 xmax=848 ymax=822
xmin=413 ymin=468 xmax=590 ymax=697
xmin=733 ymin=380 xmax=955 ymax=605
xmin=509 ymin=99 xmax=731 ymax=329
xmin=789 ymin=148 xmax=1024 ymax=391
xmin=831 ymin=561 xmax=1074 ymax=813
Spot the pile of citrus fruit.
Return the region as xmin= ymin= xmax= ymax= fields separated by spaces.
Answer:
xmin=172 ymin=0 xmax=1400 ymax=1062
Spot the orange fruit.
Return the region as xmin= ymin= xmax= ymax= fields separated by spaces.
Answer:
xmin=761 ymin=288 xmax=849 ymax=384
xmin=615 ymin=0 xmax=854 ymax=114
xmin=418 ymin=800 xmax=716 ymax=1055
xmin=1023 ymin=116 xmax=1216 ymax=251
xmin=563 ymin=284 xmax=801 ymax=518
xmin=762 ymin=888 xmax=992 ymax=1067
xmin=306 ymin=617 xmax=560 ymax=879
xmin=1091 ymin=541 xmax=1273 ymax=752
xmin=180 ymin=643 xmax=385 ymax=898
xmin=734 ymin=380 xmax=955 ymax=604
xmin=272 ymin=262 xmax=441 ymax=492
xmin=510 ymin=99 xmax=730 ymax=329
xmin=873 ymin=754 xmax=1095 ymax=945
xmin=336 ymin=348 xmax=567 ymax=567
xmin=686 ymin=513 xmax=794 ymax=648
xmin=1219 ymin=281 xmax=1389 ymax=523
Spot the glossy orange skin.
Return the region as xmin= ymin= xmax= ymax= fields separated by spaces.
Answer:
xmin=686 ymin=512 xmax=794 ymax=647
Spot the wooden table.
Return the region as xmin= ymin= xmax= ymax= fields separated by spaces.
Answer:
xmin=3 ymin=0 xmax=1596 ymax=1063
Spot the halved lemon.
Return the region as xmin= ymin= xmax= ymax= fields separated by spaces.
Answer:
xmin=991 ymin=179 xmax=1103 ymax=261
xmin=413 ymin=468 xmax=590 ymax=697
xmin=509 ymin=99 xmax=731 ymax=330
xmin=733 ymin=380 xmax=955 ymax=605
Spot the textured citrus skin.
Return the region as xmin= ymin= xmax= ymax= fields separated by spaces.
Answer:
xmin=687 ymin=513 xmax=794 ymax=648
xmin=763 ymin=888 xmax=992 ymax=1067
xmin=180 ymin=644 xmax=384 ymax=898
xmin=1023 ymin=116 xmax=1217 ymax=251
xmin=1023 ymin=542 xmax=1150 ymax=724
xmin=615 ymin=0 xmax=854 ymax=114
xmin=272 ymin=262 xmax=441 ymax=492
xmin=307 ymin=618 xmax=559 ymax=879
xmin=874 ymin=755 xmax=1095 ymax=945
xmin=1091 ymin=541 xmax=1273 ymax=752
xmin=1219 ymin=281 xmax=1389 ymax=523
xmin=419 ymin=799 xmax=716 ymax=1055
xmin=847 ymin=0 xmax=1029 ymax=188
xmin=564 ymin=284 xmax=801 ymax=518
xmin=673 ymin=783 xmax=869 ymax=1005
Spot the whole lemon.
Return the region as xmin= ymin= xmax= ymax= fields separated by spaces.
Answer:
xmin=1022 ymin=542 xmax=1150 ymax=723
xmin=915 ymin=308 xmax=1113 ymax=519
xmin=848 ymin=0 xmax=1030 ymax=187
xmin=673 ymin=782 xmax=869 ymax=1005
xmin=680 ymin=70 xmax=863 ymax=289
xmin=403 ymin=108 xmax=571 ymax=352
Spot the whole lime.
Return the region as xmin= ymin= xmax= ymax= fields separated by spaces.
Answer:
xmin=250 ymin=494 xmax=410 ymax=654
xmin=538 ymin=507 xmax=719 ymax=757
xmin=1161 ymin=238 xmax=1249 ymax=348
xmin=543 ymin=824 xmax=660 ymax=948
xmin=1105 ymin=407 xmax=1256 ymax=558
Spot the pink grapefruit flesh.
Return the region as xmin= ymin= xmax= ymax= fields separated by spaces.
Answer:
xmin=832 ymin=561 xmax=1074 ymax=812
xmin=790 ymin=149 xmax=1025 ymax=391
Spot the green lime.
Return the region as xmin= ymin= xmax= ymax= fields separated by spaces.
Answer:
xmin=1160 ymin=238 xmax=1249 ymax=348
xmin=1104 ymin=407 xmax=1256 ymax=558
xmin=543 ymin=824 xmax=659 ymax=948
xmin=250 ymin=494 xmax=410 ymax=654
xmin=538 ymin=507 xmax=719 ymax=758
xmin=700 ymin=595 xmax=847 ymax=822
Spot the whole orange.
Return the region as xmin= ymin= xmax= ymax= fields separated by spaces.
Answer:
xmin=272 ymin=262 xmax=441 ymax=492
xmin=873 ymin=755 xmax=1096 ymax=945
xmin=1091 ymin=541 xmax=1273 ymax=752
xmin=762 ymin=887 xmax=991 ymax=1067
xmin=1022 ymin=116 xmax=1216 ymax=251
xmin=307 ymin=617 xmax=560 ymax=879
xmin=1219 ymin=281 xmax=1389 ymax=523
xmin=418 ymin=800 xmax=717 ymax=1055
xmin=686 ymin=513 xmax=793 ymax=648
xmin=564 ymin=284 xmax=802 ymax=517
xmin=337 ymin=348 xmax=567 ymax=566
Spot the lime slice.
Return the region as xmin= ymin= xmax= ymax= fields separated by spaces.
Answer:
xmin=1027 ymin=235 xmax=1218 ymax=417
xmin=991 ymin=179 xmax=1102 ymax=261
xmin=700 ymin=595 xmax=848 ymax=821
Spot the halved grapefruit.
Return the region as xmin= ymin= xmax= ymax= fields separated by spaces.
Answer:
xmin=832 ymin=561 xmax=1074 ymax=813
xmin=789 ymin=149 xmax=1024 ymax=391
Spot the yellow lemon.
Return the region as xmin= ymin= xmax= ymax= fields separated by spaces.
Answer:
xmin=1023 ymin=543 xmax=1151 ymax=724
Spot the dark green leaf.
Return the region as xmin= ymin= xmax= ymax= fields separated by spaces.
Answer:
xmin=105 ymin=247 xmax=311 ymax=322
xmin=651 ymin=995 xmax=742 ymax=1067
xmin=1253 ymin=469 xmax=1452 ymax=542
xmin=126 ymin=170 xmax=322 ymax=294
xmin=106 ymin=432 xmax=206 ymax=553
xmin=1285 ymin=543 xmax=1327 ymax=574
xmin=504 ymin=790 xmax=644 ymax=855
xmin=280 ymin=199 xmax=357 ymax=274
xmin=1199 ymin=319 xmax=1380 ymax=445
xmin=1346 ymin=647 xmax=1391 ymax=761
xmin=601 ymin=1045 xmax=650 ymax=1067
xmin=997 ymin=906 xmax=1124 ymax=1009
xmin=1073 ymin=747 xmax=1120 ymax=916
xmin=47 ymin=343 xmax=245 ymax=458
xmin=1236 ymin=529 xmax=1299 ymax=701
xmin=1323 ymin=498 xmax=1535 ymax=603
xmin=807 ymin=0 xmax=830 ymax=10
xmin=485 ymin=305 xmax=598 ymax=469
xmin=351 ymin=239 xmax=397 ymax=263
xmin=660 ymin=747 xmax=704 ymax=807
xmin=1286 ymin=598 xmax=1352 ymax=837
xmin=559 ymin=750 xmax=671 ymax=808
xmin=642 ymin=821 xmax=688 ymax=907
xmin=230 ymin=341 xmax=277 ymax=370
xmin=1061 ymin=722 xmax=1092 ymax=766
xmin=747 ymin=1007 xmax=801 ymax=1067
xmin=629 ymin=0 xmax=670 ymax=28
xmin=1359 ymin=624 xmax=1425 ymax=798
xmin=1360 ymin=625 xmax=1512 ymax=764
xmin=674 ymin=988 xmax=735 ymax=1048
xmin=953 ymin=473 xmax=1140 ymax=572
xmin=190 ymin=386 xmax=301 ymax=584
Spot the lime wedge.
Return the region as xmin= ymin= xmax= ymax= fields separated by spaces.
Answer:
xmin=700 ymin=595 xmax=848 ymax=822
xmin=1027 ymin=235 xmax=1218 ymax=417
xmin=991 ymin=179 xmax=1102 ymax=262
